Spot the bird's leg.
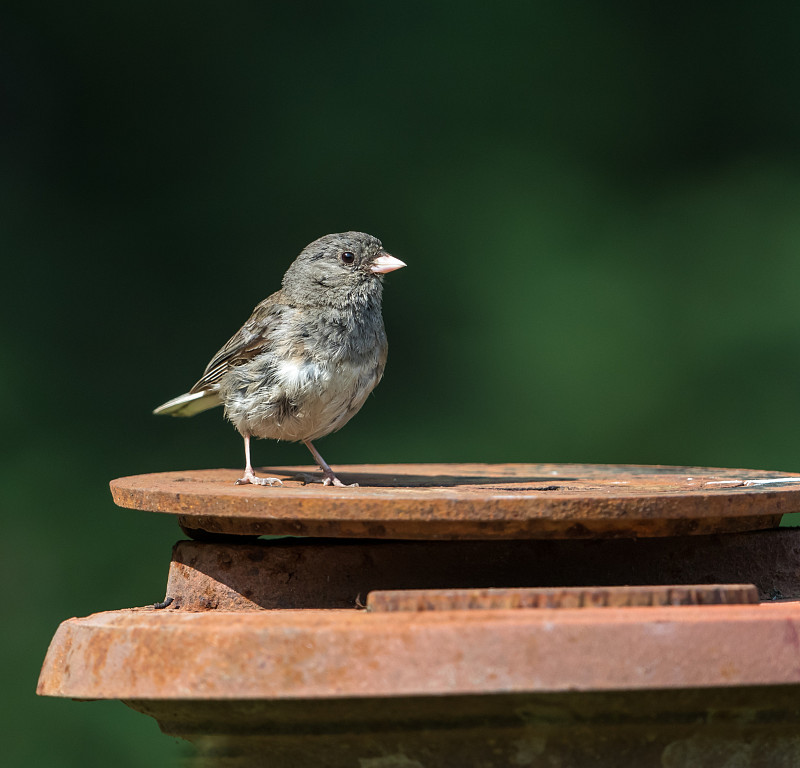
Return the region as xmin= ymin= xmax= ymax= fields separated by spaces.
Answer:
xmin=302 ymin=440 xmax=358 ymax=487
xmin=235 ymin=434 xmax=283 ymax=486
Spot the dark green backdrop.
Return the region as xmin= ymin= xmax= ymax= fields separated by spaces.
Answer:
xmin=4 ymin=3 xmax=800 ymax=766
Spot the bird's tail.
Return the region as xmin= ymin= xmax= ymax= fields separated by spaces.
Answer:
xmin=153 ymin=390 xmax=222 ymax=418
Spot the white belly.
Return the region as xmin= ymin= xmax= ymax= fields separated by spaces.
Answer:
xmin=222 ymin=354 xmax=383 ymax=443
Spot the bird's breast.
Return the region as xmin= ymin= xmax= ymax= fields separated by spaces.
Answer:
xmin=220 ymin=343 xmax=386 ymax=443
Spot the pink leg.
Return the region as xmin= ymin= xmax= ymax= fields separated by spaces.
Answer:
xmin=303 ymin=440 xmax=358 ymax=487
xmin=235 ymin=434 xmax=283 ymax=487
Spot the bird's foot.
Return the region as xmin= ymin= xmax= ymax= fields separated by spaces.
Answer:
xmin=293 ymin=472 xmax=358 ymax=487
xmin=323 ymin=475 xmax=359 ymax=488
xmin=235 ymin=469 xmax=283 ymax=486
xmin=235 ymin=476 xmax=283 ymax=486
xmin=301 ymin=439 xmax=359 ymax=487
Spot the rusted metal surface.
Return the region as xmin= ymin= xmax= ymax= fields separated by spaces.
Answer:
xmin=160 ymin=529 xmax=800 ymax=611
xmin=37 ymin=601 xmax=800 ymax=700
xmin=38 ymin=462 xmax=800 ymax=764
xmin=111 ymin=464 xmax=800 ymax=539
xmin=366 ymin=584 xmax=759 ymax=611
xmin=127 ymin=689 xmax=800 ymax=768
xmin=109 ymin=463 xmax=797 ymax=539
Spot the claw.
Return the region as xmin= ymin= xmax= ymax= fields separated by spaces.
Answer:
xmin=235 ymin=469 xmax=283 ymax=486
xmin=302 ymin=439 xmax=359 ymax=487
xmin=294 ymin=472 xmax=358 ymax=487
xmin=322 ymin=475 xmax=358 ymax=488
xmin=323 ymin=476 xmax=359 ymax=488
xmin=237 ymin=435 xmax=283 ymax=486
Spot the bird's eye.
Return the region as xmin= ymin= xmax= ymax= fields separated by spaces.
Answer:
xmin=340 ymin=251 xmax=355 ymax=264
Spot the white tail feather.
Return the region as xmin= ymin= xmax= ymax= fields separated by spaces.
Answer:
xmin=153 ymin=390 xmax=222 ymax=417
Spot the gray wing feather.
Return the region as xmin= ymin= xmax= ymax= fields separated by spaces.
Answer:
xmin=189 ymin=294 xmax=284 ymax=393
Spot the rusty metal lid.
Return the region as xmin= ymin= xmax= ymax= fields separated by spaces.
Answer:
xmin=109 ymin=463 xmax=800 ymax=539
xmin=37 ymin=602 xmax=800 ymax=700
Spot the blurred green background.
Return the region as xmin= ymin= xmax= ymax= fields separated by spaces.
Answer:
xmin=4 ymin=2 xmax=800 ymax=766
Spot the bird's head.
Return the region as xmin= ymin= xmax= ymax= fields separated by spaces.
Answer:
xmin=282 ymin=232 xmax=406 ymax=307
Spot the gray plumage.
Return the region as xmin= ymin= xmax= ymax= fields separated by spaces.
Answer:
xmin=154 ymin=232 xmax=406 ymax=487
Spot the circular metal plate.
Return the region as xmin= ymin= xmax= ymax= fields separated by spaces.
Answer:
xmin=109 ymin=463 xmax=800 ymax=539
xmin=37 ymin=602 xmax=800 ymax=700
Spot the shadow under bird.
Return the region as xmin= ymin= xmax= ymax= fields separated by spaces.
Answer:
xmin=154 ymin=232 xmax=406 ymax=487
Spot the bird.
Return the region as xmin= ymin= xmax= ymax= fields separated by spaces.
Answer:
xmin=153 ymin=231 xmax=406 ymax=487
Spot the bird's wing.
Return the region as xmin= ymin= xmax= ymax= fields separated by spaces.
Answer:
xmin=188 ymin=294 xmax=285 ymax=393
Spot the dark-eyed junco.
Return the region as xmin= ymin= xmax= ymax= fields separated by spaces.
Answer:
xmin=154 ymin=232 xmax=406 ymax=487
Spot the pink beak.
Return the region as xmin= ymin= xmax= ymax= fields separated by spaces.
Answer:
xmin=370 ymin=252 xmax=407 ymax=274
